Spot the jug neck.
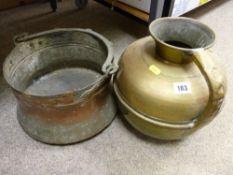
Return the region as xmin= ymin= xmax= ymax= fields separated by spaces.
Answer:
xmin=155 ymin=40 xmax=202 ymax=64
xmin=149 ymin=17 xmax=215 ymax=64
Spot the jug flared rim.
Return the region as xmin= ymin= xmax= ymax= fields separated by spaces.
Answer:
xmin=149 ymin=17 xmax=216 ymax=52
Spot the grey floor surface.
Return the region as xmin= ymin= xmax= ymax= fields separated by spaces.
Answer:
xmin=0 ymin=0 xmax=233 ymax=174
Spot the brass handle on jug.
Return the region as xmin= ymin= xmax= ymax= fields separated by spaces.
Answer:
xmin=192 ymin=50 xmax=226 ymax=128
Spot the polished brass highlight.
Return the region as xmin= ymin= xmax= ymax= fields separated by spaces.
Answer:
xmin=114 ymin=17 xmax=226 ymax=140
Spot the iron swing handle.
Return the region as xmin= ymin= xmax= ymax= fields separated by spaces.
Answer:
xmin=12 ymin=28 xmax=118 ymax=106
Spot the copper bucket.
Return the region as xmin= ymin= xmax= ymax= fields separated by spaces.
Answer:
xmin=3 ymin=28 xmax=118 ymax=144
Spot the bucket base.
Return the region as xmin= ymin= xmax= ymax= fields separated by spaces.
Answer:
xmin=17 ymin=94 xmax=117 ymax=145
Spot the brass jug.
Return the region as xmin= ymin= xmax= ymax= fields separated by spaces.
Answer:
xmin=114 ymin=17 xmax=226 ymax=140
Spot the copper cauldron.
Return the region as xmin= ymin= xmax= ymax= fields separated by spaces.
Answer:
xmin=3 ymin=29 xmax=118 ymax=144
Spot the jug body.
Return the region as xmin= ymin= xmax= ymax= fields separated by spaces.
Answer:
xmin=114 ymin=17 xmax=226 ymax=140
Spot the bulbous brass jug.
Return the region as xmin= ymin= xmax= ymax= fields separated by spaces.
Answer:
xmin=114 ymin=17 xmax=226 ymax=140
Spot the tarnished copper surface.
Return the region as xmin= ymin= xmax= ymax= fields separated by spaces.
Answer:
xmin=17 ymin=86 xmax=108 ymax=124
xmin=3 ymin=29 xmax=118 ymax=144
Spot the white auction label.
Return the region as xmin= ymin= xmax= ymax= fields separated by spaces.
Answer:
xmin=173 ymin=82 xmax=192 ymax=94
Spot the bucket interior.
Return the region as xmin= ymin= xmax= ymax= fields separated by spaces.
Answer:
xmin=4 ymin=30 xmax=109 ymax=96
